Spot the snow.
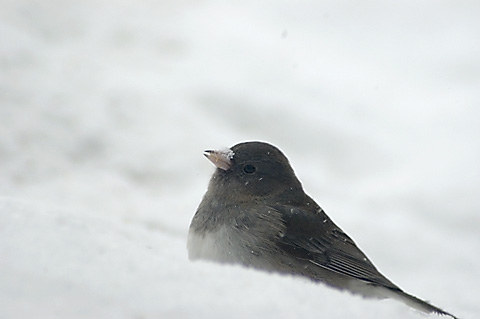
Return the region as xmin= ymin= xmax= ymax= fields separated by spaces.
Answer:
xmin=1 ymin=0 xmax=479 ymax=318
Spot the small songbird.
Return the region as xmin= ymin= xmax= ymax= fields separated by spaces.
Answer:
xmin=187 ymin=141 xmax=457 ymax=318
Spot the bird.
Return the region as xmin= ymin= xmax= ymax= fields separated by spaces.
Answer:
xmin=187 ymin=141 xmax=457 ymax=318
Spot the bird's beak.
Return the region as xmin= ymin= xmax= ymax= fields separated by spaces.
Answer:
xmin=204 ymin=149 xmax=234 ymax=171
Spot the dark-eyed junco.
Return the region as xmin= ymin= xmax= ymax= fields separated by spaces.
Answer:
xmin=188 ymin=141 xmax=457 ymax=318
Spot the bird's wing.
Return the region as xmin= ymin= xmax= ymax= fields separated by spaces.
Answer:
xmin=270 ymin=203 xmax=399 ymax=290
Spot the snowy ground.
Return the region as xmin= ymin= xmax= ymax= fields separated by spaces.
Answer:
xmin=1 ymin=1 xmax=479 ymax=318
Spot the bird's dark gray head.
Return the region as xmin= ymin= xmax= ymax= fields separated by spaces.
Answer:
xmin=204 ymin=141 xmax=304 ymax=204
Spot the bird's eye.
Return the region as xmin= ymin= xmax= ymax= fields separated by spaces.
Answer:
xmin=243 ymin=164 xmax=256 ymax=174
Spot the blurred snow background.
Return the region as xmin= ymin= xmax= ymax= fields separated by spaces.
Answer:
xmin=1 ymin=1 xmax=479 ymax=318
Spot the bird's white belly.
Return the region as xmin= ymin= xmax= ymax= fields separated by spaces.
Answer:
xmin=187 ymin=226 xmax=246 ymax=264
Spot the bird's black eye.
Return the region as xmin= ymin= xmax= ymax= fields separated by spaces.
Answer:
xmin=243 ymin=164 xmax=256 ymax=174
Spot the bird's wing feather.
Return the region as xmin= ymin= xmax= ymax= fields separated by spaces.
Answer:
xmin=270 ymin=203 xmax=399 ymax=290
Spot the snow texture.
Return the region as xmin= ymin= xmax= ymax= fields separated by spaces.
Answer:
xmin=1 ymin=1 xmax=479 ymax=318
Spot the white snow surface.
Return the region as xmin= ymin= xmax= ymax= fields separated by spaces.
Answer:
xmin=1 ymin=1 xmax=479 ymax=318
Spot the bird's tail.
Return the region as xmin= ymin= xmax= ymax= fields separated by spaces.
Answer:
xmin=386 ymin=288 xmax=458 ymax=319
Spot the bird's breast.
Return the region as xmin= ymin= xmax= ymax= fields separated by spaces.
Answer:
xmin=187 ymin=225 xmax=255 ymax=264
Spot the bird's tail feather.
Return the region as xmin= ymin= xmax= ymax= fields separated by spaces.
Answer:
xmin=386 ymin=288 xmax=457 ymax=319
